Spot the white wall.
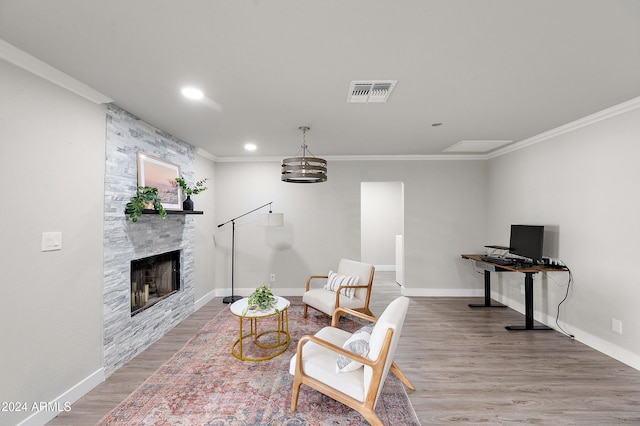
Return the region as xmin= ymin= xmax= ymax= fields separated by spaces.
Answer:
xmin=361 ymin=181 xmax=403 ymax=268
xmin=213 ymin=159 xmax=487 ymax=296
xmin=194 ymin=153 xmax=217 ymax=306
xmin=214 ymin=161 xmax=358 ymax=296
xmin=486 ymin=105 xmax=640 ymax=369
xmin=0 ymin=59 xmax=105 ymax=425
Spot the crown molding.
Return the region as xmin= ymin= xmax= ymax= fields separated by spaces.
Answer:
xmin=213 ymin=153 xmax=486 ymax=163
xmin=0 ymin=38 xmax=112 ymax=105
xmin=212 ymin=96 xmax=640 ymax=164
xmin=487 ymin=96 xmax=640 ymax=159
xmin=325 ymin=154 xmax=484 ymax=161
xmin=195 ymin=147 xmax=216 ymax=161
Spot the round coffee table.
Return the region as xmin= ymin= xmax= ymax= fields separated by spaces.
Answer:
xmin=229 ymin=296 xmax=290 ymax=361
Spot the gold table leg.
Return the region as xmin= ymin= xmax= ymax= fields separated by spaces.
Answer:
xmin=231 ymin=307 xmax=290 ymax=362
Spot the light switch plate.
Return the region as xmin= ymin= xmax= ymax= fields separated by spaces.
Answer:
xmin=42 ymin=232 xmax=62 ymax=251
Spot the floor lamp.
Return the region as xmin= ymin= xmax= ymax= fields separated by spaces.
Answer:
xmin=218 ymin=202 xmax=284 ymax=304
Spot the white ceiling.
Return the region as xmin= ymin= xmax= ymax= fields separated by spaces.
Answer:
xmin=1 ymin=0 xmax=639 ymax=159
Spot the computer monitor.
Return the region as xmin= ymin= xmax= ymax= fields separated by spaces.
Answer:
xmin=509 ymin=225 xmax=544 ymax=263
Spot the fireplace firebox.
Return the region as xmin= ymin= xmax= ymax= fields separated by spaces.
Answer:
xmin=130 ymin=250 xmax=181 ymax=316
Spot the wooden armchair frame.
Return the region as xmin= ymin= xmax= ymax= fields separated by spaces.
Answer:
xmin=291 ymin=306 xmax=415 ymax=426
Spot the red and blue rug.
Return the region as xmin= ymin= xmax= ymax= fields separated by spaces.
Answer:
xmin=98 ymin=304 xmax=420 ymax=425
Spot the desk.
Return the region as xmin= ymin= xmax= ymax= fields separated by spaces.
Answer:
xmin=462 ymin=254 xmax=566 ymax=331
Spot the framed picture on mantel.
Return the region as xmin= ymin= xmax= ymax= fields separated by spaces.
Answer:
xmin=137 ymin=152 xmax=182 ymax=210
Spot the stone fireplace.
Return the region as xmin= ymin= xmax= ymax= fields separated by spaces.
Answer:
xmin=131 ymin=250 xmax=181 ymax=315
xmin=103 ymin=104 xmax=197 ymax=376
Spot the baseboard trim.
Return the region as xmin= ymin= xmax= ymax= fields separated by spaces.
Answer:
xmin=568 ymin=325 xmax=640 ymax=372
xmin=374 ymin=265 xmax=396 ymax=272
xmin=17 ymin=368 xmax=105 ymax=426
xmin=400 ymin=288 xmax=484 ymax=297
xmin=214 ymin=287 xmax=485 ymax=298
xmin=494 ymin=292 xmax=640 ymax=372
xmin=216 ymin=287 xmax=307 ymax=298
xmin=194 ymin=289 xmax=217 ymax=311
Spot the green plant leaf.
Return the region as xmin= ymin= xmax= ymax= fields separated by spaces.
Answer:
xmin=174 ymin=176 xmax=208 ymax=196
xmin=126 ymin=186 xmax=167 ymax=222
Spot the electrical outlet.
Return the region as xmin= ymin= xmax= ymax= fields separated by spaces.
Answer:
xmin=612 ymin=318 xmax=623 ymax=334
xmin=270 ymin=273 xmax=276 ymax=282
xmin=42 ymin=232 xmax=62 ymax=251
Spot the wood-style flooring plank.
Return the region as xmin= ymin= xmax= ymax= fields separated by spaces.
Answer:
xmin=49 ymin=275 xmax=640 ymax=425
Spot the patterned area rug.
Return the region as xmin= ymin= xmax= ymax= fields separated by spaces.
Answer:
xmin=98 ymin=303 xmax=420 ymax=425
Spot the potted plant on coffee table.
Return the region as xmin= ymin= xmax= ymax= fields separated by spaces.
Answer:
xmin=174 ymin=177 xmax=208 ymax=210
xmin=243 ymin=285 xmax=279 ymax=315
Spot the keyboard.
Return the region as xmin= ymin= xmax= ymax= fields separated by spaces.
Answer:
xmin=480 ymin=256 xmax=515 ymax=266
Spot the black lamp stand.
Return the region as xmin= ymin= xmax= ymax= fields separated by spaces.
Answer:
xmin=218 ymin=202 xmax=276 ymax=304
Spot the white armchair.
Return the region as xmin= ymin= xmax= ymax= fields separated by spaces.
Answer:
xmin=302 ymin=258 xmax=375 ymax=318
xmin=289 ymin=296 xmax=415 ymax=426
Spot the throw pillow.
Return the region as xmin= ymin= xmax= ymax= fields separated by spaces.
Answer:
xmin=336 ymin=324 xmax=375 ymax=372
xmin=324 ymin=271 xmax=359 ymax=299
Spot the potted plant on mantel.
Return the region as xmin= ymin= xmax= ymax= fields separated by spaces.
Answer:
xmin=174 ymin=177 xmax=208 ymax=211
xmin=126 ymin=186 xmax=167 ymax=222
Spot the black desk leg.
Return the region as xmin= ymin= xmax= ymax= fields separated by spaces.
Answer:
xmin=506 ymin=272 xmax=552 ymax=331
xmin=469 ymin=270 xmax=506 ymax=308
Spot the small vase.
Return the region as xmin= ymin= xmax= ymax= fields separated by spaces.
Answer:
xmin=183 ymin=195 xmax=194 ymax=211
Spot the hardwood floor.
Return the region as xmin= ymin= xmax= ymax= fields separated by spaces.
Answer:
xmin=50 ymin=273 xmax=640 ymax=425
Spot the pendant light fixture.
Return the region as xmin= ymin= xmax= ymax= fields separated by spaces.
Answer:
xmin=281 ymin=126 xmax=327 ymax=183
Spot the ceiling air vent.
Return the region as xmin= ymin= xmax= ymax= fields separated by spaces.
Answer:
xmin=347 ymin=80 xmax=397 ymax=103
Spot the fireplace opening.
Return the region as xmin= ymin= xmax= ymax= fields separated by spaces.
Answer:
xmin=131 ymin=250 xmax=181 ymax=316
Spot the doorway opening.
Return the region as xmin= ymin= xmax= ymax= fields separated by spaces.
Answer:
xmin=360 ymin=182 xmax=404 ymax=285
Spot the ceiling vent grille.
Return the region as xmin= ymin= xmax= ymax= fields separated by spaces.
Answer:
xmin=347 ymin=80 xmax=397 ymax=103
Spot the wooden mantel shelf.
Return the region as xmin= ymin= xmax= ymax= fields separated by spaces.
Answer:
xmin=142 ymin=209 xmax=203 ymax=215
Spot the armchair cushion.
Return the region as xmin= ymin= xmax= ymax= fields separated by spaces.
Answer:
xmin=289 ymin=326 xmax=366 ymax=401
xmin=324 ymin=271 xmax=359 ymax=298
xmin=336 ymin=324 xmax=374 ymax=372
xmin=303 ymin=288 xmax=365 ymax=315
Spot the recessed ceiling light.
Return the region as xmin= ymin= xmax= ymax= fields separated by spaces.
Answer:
xmin=244 ymin=143 xmax=257 ymax=151
xmin=181 ymin=87 xmax=204 ymax=100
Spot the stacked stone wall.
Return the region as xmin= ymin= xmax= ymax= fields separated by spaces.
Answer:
xmin=103 ymin=104 xmax=196 ymax=376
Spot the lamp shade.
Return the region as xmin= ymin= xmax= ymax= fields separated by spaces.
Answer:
xmin=257 ymin=212 xmax=284 ymax=227
xmin=281 ymin=156 xmax=327 ymax=183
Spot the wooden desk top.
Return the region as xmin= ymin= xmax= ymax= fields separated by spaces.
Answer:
xmin=461 ymin=254 xmax=568 ymax=273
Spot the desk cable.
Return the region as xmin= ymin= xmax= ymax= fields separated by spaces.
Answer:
xmin=547 ymin=264 xmax=574 ymax=339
